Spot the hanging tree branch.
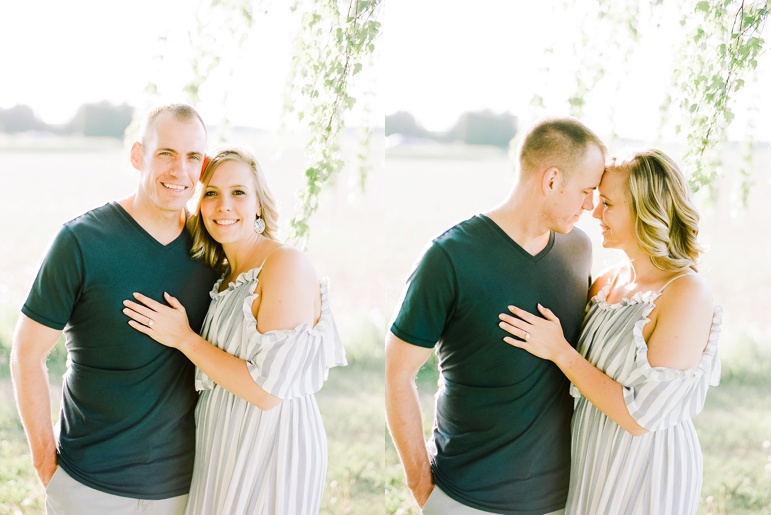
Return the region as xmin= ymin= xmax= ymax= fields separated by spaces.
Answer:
xmin=671 ymin=0 xmax=768 ymax=194
xmin=284 ymin=0 xmax=382 ymax=247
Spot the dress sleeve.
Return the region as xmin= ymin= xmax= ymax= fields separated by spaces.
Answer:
xmin=623 ymin=305 xmax=722 ymax=431
xmin=241 ymin=278 xmax=347 ymax=400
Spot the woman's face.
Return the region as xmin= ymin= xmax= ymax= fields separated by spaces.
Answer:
xmin=199 ymin=160 xmax=260 ymax=246
xmin=592 ymin=168 xmax=636 ymax=251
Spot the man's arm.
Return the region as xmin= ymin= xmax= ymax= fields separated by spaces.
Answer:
xmin=10 ymin=314 xmax=62 ymax=486
xmin=385 ymin=332 xmax=435 ymax=507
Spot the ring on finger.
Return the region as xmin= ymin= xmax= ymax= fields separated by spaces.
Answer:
xmin=524 ymin=331 xmax=530 ymax=341
xmin=148 ymin=317 xmax=154 ymax=328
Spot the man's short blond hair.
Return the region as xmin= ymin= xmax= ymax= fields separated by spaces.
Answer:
xmin=518 ymin=117 xmax=606 ymax=178
xmin=138 ymin=103 xmax=207 ymax=147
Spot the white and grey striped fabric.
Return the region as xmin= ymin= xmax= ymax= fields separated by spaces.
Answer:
xmin=566 ymin=276 xmax=721 ymax=515
xmin=185 ymin=268 xmax=347 ymax=515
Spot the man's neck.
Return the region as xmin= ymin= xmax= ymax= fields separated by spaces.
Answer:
xmin=485 ymin=188 xmax=551 ymax=256
xmin=117 ymin=195 xmax=185 ymax=246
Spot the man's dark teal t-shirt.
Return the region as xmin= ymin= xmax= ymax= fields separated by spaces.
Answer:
xmin=22 ymin=202 xmax=219 ymax=499
xmin=391 ymin=214 xmax=592 ymax=515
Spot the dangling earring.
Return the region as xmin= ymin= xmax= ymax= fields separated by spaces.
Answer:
xmin=254 ymin=215 xmax=266 ymax=234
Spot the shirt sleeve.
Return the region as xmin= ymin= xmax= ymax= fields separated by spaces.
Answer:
xmin=390 ymin=241 xmax=457 ymax=348
xmin=21 ymin=226 xmax=85 ymax=330
xmin=623 ymin=306 xmax=722 ymax=431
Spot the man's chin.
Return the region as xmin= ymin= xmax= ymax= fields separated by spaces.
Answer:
xmin=554 ymin=223 xmax=575 ymax=235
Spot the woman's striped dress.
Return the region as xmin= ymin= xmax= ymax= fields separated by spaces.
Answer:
xmin=566 ymin=277 xmax=721 ymax=515
xmin=184 ymin=268 xmax=347 ymax=515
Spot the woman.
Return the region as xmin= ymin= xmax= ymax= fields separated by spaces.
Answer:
xmin=498 ymin=149 xmax=721 ymax=514
xmin=122 ymin=146 xmax=347 ymax=514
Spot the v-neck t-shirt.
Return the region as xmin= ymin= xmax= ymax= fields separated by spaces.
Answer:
xmin=391 ymin=214 xmax=592 ymax=515
xmin=22 ymin=202 xmax=219 ymax=499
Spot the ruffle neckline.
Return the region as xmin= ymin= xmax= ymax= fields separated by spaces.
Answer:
xmin=196 ymin=273 xmax=343 ymax=393
xmin=209 ymin=266 xmax=334 ymax=336
xmin=591 ymin=281 xmax=662 ymax=310
xmin=631 ymin=301 xmax=723 ymax=384
xmin=590 ymin=280 xmax=723 ymax=383
xmin=210 ymin=267 xmax=264 ymax=298
xmin=241 ymin=275 xmax=334 ymax=338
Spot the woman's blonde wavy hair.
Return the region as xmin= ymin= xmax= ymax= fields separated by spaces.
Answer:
xmin=606 ymin=149 xmax=703 ymax=271
xmin=188 ymin=146 xmax=280 ymax=272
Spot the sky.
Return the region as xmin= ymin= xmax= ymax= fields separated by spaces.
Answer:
xmin=383 ymin=0 xmax=771 ymax=142
xmin=1 ymin=1 xmax=768 ymax=141
xmin=0 ymin=1 xmax=301 ymax=128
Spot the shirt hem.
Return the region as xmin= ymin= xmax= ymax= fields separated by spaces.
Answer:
xmin=57 ymin=460 xmax=191 ymax=500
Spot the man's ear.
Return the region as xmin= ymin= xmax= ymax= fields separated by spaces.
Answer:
xmin=542 ymin=167 xmax=559 ymax=194
xmin=130 ymin=141 xmax=143 ymax=171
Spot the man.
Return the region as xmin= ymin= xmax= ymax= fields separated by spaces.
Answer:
xmin=10 ymin=104 xmax=220 ymax=514
xmin=385 ymin=117 xmax=606 ymax=515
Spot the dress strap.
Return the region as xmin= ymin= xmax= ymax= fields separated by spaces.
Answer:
xmin=255 ymin=245 xmax=285 ymax=277
xmin=656 ymin=271 xmax=696 ymax=293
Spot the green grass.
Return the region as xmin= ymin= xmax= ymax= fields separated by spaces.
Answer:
xmin=697 ymin=382 xmax=771 ymax=514
xmin=319 ymin=358 xmax=384 ymax=514
xmin=0 ymin=377 xmax=50 ymax=514
xmin=694 ymin=332 xmax=771 ymax=515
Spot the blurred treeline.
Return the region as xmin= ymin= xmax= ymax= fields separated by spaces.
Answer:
xmin=385 ymin=110 xmax=517 ymax=148
xmin=0 ymin=102 xmax=133 ymax=138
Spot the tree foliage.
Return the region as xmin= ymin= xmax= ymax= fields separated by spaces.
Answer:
xmin=385 ymin=111 xmax=428 ymax=137
xmin=71 ymin=103 xmax=134 ymax=138
xmin=449 ymin=111 xmax=518 ymax=148
xmin=284 ymin=0 xmax=382 ymax=244
xmin=535 ymin=0 xmax=768 ymax=202
xmin=671 ymin=0 xmax=768 ymax=201
xmin=0 ymin=104 xmax=45 ymax=133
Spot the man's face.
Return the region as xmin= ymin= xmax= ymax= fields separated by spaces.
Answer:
xmin=132 ymin=112 xmax=207 ymax=215
xmin=548 ymin=144 xmax=606 ymax=234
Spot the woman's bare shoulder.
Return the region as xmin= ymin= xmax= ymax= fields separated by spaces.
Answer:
xmin=259 ymin=245 xmax=318 ymax=290
xmin=589 ymin=265 xmax=622 ymax=298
